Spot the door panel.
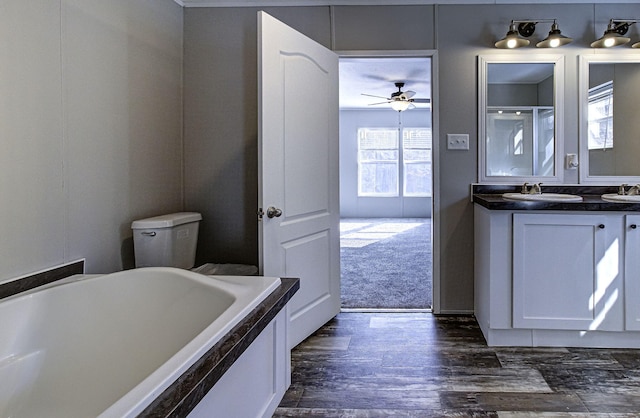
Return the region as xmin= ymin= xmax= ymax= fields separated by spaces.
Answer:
xmin=258 ymin=11 xmax=340 ymax=348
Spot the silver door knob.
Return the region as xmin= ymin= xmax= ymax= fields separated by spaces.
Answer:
xmin=267 ymin=206 xmax=282 ymax=218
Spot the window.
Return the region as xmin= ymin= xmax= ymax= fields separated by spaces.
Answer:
xmin=403 ymin=128 xmax=432 ymax=197
xmin=357 ymin=127 xmax=431 ymax=197
xmin=588 ymin=81 xmax=613 ymax=150
xmin=357 ymin=128 xmax=399 ymax=196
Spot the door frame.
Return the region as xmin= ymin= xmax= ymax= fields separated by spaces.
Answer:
xmin=337 ymin=49 xmax=440 ymax=313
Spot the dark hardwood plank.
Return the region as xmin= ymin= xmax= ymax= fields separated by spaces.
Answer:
xmin=274 ymin=313 xmax=640 ymax=416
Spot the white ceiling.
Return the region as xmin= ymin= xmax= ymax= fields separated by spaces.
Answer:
xmin=339 ymin=57 xmax=431 ymax=110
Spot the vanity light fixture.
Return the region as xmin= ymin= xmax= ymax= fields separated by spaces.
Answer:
xmin=537 ymin=21 xmax=574 ymax=48
xmin=495 ymin=19 xmax=572 ymax=49
xmin=495 ymin=21 xmax=531 ymax=49
xmin=591 ymin=19 xmax=640 ymax=48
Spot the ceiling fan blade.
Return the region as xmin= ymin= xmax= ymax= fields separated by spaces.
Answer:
xmin=411 ymin=98 xmax=431 ymax=103
xmin=368 ymin=101 xmax=391 ymax=106
xmin=408 ymin=103 xmax=416 ymax=110
xmin=361 ymin=93 xmax=390 ymax=100
xmin=403 ymin=90 xmax=416 ymax=99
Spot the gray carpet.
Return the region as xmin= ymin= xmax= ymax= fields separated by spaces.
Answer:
xmin=340 ymin=218 xmax=432 ymax=309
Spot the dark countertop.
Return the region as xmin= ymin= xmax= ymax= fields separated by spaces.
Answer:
xmin=473 ymin=193 xmax=640 ymax=211
xmin=471 ymin=184 xmax=640 ymax=211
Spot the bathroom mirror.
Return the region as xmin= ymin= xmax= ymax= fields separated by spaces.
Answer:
xmin=478 ymin=55 xmax=564 ymax=183
xmin=579 ymin=55 xmax=640 ymax=185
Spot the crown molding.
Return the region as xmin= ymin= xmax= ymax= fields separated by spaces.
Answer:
xmin=176 ymin=0 xmax=640 ymax=6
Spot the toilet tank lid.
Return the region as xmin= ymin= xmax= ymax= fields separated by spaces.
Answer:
xmin=131 ymin=212 xmax=202 ymax=229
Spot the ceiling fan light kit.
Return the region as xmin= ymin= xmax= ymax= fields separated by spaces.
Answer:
xmin=390 ymin=100 xmax=412 ymax=112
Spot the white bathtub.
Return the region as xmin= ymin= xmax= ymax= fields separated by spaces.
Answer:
xmin=0 ymin=267 xmax=282 ymax=418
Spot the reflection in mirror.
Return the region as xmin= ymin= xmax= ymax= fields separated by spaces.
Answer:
xmin=587 ymin=62 xmax=640 ymax=177
xmin=479 ymin=56 xmax=563 ymax=183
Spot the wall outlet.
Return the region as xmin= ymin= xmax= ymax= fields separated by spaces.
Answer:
xmin=447 ymin=134 xmax=469 ymax=150
xmin=565 ymin=153 xmax=579 ymax=169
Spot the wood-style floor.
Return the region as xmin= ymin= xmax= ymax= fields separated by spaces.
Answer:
xmin=273 ymin=313 xmax=640 ymax=417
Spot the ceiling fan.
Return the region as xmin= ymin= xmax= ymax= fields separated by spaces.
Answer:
xmin=362 ymin=82 xmax=431 ymax=112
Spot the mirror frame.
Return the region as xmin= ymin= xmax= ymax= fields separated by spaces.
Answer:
xmin=579 ymin=54 xmax=640 ymax=185
xmin=478 ymin=54 xmax=565 ymax=184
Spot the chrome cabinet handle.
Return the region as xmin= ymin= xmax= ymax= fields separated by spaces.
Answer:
xmin=267 ymin=206 xmax=283 ymax=218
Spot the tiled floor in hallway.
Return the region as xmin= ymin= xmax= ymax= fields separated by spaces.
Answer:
xmin=273 ymin=313 xmax=640 ymax=417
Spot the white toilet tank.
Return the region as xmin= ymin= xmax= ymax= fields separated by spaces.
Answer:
xmin=131 ymin=212 xmax=202 ymax=269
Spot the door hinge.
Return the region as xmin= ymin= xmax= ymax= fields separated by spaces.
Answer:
xmin=257 ymin=207 xmax=264 ymax=220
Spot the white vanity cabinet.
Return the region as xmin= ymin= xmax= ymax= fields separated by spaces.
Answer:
xmin=625 ymin=215 xmax=640 ymax=331
xmin=475 ymin=205 xmax=640 ymax=348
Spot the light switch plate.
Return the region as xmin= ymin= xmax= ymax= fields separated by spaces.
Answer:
xmin=447 ymin=134 xmax=469 ymax=150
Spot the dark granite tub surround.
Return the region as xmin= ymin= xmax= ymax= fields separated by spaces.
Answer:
xmin=139 ymin=277 xmax=299 ymax=418
xmin=472 ymin=184 xmax=640 ymax=211
xmin=0 ymin=259 xmax=85 ymax=300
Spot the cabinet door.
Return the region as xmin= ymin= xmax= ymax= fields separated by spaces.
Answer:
xmin=625 ymin=215 xmax=640 ymax=331
xmin=513 ymin=213 xmax=622 ymax=331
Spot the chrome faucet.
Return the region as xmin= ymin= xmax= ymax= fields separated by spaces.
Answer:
xmin=520 ymin=182 xmax=543 ymax=194
xmin=530 ymin=182 xmax=543 ymax=194
xmin=619 ymin=184 xmax=629 ymax=195
xmin=628 ymin=184 xmax=640 ymax=196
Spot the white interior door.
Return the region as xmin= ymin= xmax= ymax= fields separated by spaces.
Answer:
xmin=258 ymin=11 xmax=340 ymax=349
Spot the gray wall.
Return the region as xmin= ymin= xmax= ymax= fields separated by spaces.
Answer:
xmin=340 ymin=109 xmax=432 ymax=218
xmin=488 ymin=76 xmax=553 ymax=107
xmin=182 ymin=3 xmax=639 ymax=312
xmin=0 ymin=0 xmax=183 ymax=281
xmin=7 ymin=2 xmax=638 ymax=311
xmin=183 ymin=7 xmax=333 ymax=266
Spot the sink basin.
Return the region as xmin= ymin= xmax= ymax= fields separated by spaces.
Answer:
xmin=601 ymin=193 xmax=640 ymax=203
xmin=502 ymin=192 xmax=583 ymax=202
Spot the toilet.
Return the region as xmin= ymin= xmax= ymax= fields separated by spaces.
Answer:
xmin=131 ymin=212 xmax=202 ymax=269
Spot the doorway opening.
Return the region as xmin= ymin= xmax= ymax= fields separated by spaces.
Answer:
xmin=338 ymin=55 xmax=434 ymax=311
